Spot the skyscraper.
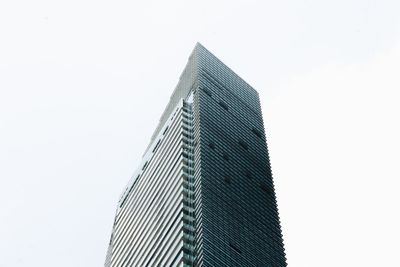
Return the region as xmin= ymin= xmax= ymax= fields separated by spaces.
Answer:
xmin=105 ymin=43 xmax=286 ymax=267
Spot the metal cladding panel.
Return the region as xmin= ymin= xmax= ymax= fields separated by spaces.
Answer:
xmin=193 ymin=44 xmax=286 ymax=267
xmin=107 ymin=105 xmax=189 ymax=267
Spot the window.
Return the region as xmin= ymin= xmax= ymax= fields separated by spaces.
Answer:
xmin=152 ymin=139 xmax=161 ymax=153
xmin=222 ymin=153 xmax=230 ymax=161
xmin=229 ymin=242 xmax=242 ymax=254
xmin=252 ymin=127 xmax=263 ymax=139
xmin=238 ymin=139 xmax=249 ymax=150
xmin=260 ymin=182 xmax=272 ymax=194
xmin=163 ymin=126 xmax=169 ymax=135
xmin=202 ymin=70 xmax=225 ymax=91
xmin=245 ymin=171 xmax=252 ymax=179
xmin=119 ymin=196 xmax=128 ymax=208
xmin=218 ymin=100 xmax=229 ymax=111
xmin=208 ymin=141 xmax=216 ymax=150
xmin=142 ymin=161 xmax=148 ymax=171
xmin=203 ymin=88 xmax=212 ymax=97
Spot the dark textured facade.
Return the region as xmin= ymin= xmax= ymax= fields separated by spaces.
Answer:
xmin=105 ymin=43 xmax=286 ymax=267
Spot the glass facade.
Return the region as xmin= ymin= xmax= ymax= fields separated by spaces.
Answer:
xmin=105 ymin=43 xmax=286 ymax=267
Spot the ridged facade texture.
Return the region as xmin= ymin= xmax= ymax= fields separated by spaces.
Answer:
xmin=105 ymin=43 xmax=286 ymax=267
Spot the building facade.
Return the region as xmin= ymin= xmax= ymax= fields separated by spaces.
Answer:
xmin=105 ymin=43 xmax=286 ymax=267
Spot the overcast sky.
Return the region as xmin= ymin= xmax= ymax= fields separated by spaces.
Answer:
xmin=1 ymin=1 xmax=399 ymax=266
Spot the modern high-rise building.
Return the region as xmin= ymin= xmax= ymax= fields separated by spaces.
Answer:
xmin=105 ymin=43 xmax=286 ymax=267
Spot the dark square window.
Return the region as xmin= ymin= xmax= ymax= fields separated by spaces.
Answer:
xmin=260 ymin=182 xmax=272 ymax=194
xmin=208 ymin=142 xmax=216 ymax=149
xmin=238 ymin=139 xmax=249 ymax=150
xmin=229 ymin=242 xmax=242 ymax=254
xmin=203 ymin=88 xmax=212 ymax=97
xmin=252 ymin=127 xmax=263 ymax=139
xmin=218 ymin=100 xmax=229 ymax=111
xmin=245 ymin=171 xmax=252 ymax=179
xmin=224 ymin=176 xmax=231 ymax=184
xmin=222 ymin=153 xmax=230 ymax=161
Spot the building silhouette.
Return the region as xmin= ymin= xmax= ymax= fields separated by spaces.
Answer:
xmin=105 ymin=43 xmax=286 ymax=267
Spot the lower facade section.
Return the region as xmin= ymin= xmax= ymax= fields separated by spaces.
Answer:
xmin=105 ymin=101 xmax=196 ymax=267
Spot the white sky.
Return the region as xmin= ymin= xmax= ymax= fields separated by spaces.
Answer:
xmin=1 ymin=1 xmax=399 ymax=266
